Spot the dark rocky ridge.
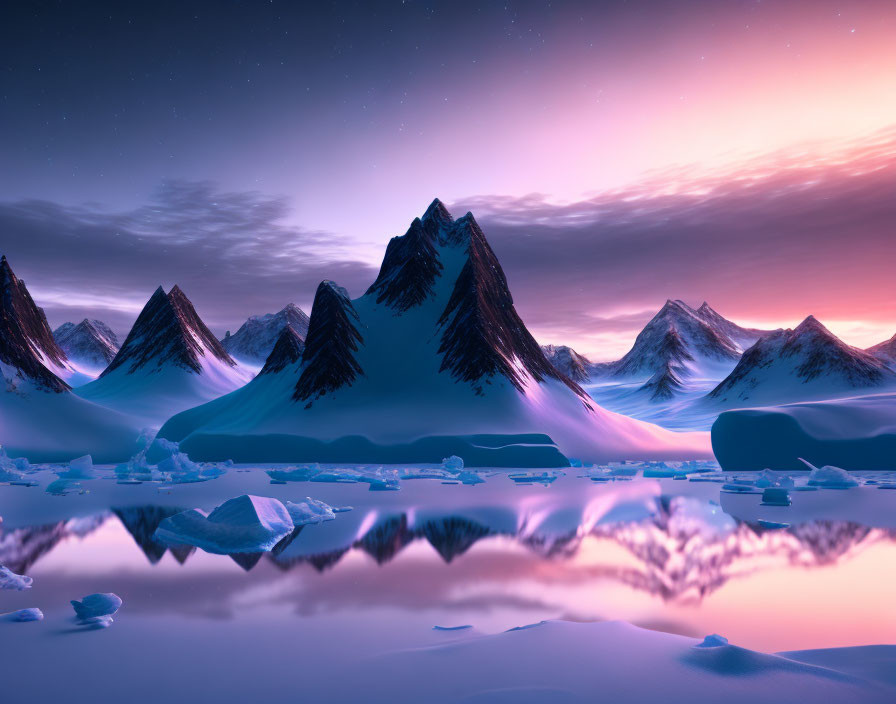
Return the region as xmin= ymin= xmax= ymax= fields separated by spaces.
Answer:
xmin=436 ymin=212 xmax=591 ymax=404
xmin=0 ymin=255 xmax=70 ymax=392
xmin=54 ymin=318 xmax=119 ymax=367
xmin=102 ymin=285 xmax=236 ymax=377
xmin=260 ymin=325 xmax=306 ymax=376
xmin=294 ymin=281 xmax=364 ymax=403
xmin=365 ymin=217 xmax=443 ymax=312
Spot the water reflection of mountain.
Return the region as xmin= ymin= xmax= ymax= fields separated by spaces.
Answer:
xmin=2 ymin=503 xmax=893 ymax=602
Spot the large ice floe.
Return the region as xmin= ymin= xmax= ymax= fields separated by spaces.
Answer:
xmin=712 ymin=392 xmax=896 ymax=471
xmin=154 ymin=495 xmax=297 ymax=554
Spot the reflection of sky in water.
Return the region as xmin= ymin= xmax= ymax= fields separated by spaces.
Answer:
xmin=2 ymin=472 xmax=896 ymax=652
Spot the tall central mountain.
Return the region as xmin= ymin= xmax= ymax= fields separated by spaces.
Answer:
xmin=708 ymin=315 xmax=896 ymax=406
xmin=76 ymin=285 xmax=252 ymax=425
xmin=0 ymin=255 xmax=140 ymax=461
xmin=156 ymin=200 xmax=708 ymax=466
xmin=221 ymin=303 xmax=310 ymax=366
xmin=593 ymin=299 xmax=771 ymax=400
xmin=53 ymin=319 xmax=119 ymax=376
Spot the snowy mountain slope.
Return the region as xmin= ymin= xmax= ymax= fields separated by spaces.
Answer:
xmin=156 ymin=200 xmax=709 ymax=465
xmin=221 ymin=303 xmax=309 ymax=367
xmin=1 ymin=254 xmax=72 ymax=392
xmin=707 ymin=316 xmax=896 ymax=407
xmin=76 ymin=285 xmax=253 ymax=426
xmin=867 ymin=332 xmax=896 ymax=368
xmin=712 ymin=392 xmax=896 ymax=471
xmin=0 ymin=255 xmax=141 ymax=461
xmin=53 ymin=318 xmax=119 ymax=380
xmin=592 ymin=300 xmax=772 ymax=401
xmin=541 ymin=344 xmax=592 ymax=383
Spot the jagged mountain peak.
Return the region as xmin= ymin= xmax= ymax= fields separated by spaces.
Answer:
xmin=260 ymin=325 xmax=306 ymax=376
xmin=53 ymin=318 xmax=119 ymax=369
xmin=709 ymin=315 xmax=893 ymax=403
xmin=366 ymin=216 xmax=444 ymax=312
xmin=542 ymin=344 xmax=592 ymax=384
xmin=0 ymin=254 xmax=70 ymax=392
xmin=294 ymin=280 xmax=364 ymax=404
xmin=868 ymin=332 xmax=896 ymax=364
xmin=101 ymin=285 xmax=235 ymax=377
xmin=221 ymin=302 xmax=310 ymax=365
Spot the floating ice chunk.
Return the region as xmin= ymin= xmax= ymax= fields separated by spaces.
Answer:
xmin=433 ymin=624 xmax=473 ymax=631
xmin=0 ymin=566 xmax=33 ymax=590
xmin=695 ymin=634 xmax=729 ymax=648
xmin=0 ymin=447 xmax=26 ymax=481
xmin=755 ymin=469 xmax=793 ymax=489
xmin=267 ymin=466 xmax=318 ymax=482
xmin=1 ymin=608 xmax=43 ymax=623
xmin=608 ymin=466 xmax=638 ymax=477
xmin=758 ymin=519 xmax=790 ymax=530
xmin=509 ymin=472 xmax=559 ymax=485
xmin=799 ymin=459 xmax=860 ymax=488
xmin=154 ymin=495 xmax=294 ymax=554
xmin=46 ymin=479 xmax=81 ymax=495
xmin=457 ymin=470 xmax=485 ymax=485
xmin=643 ymin=468 xmax=676 ymax=478
xmin=79 ymin=615 xmax=114 ymax=629
xmin=721 ymin=483 xmax=761 ymax=494
xmin=71 ymin=593 xmax=122 ymax=625
xmin=286 ymin=497 xmax=336 ymax=526
xmin=401 ymin=468 xmax=454 ymax=481
xmin=760 ymin=487 xmax=791 ymax=507
xmin=333 ymin=506 xmax=353 ymax=513
xmin=442 ymin=455 xmax=464 ymax=471
xmin=61 ymin=455 xmax=97 ymax=479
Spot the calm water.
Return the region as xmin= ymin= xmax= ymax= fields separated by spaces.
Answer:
xmin=2 ymin=467 xmax=896 ymax=653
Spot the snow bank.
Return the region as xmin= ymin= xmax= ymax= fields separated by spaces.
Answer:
xmin=712 ymin=393 xmax=896 ymax=471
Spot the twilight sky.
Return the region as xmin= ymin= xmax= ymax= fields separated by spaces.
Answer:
xmin=2 ymin=0 xmax=895 ymax=360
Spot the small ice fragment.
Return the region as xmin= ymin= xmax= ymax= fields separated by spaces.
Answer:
xmin=79 ymin=615 xmax=114 ymax=629
xmin=760 ymin=487 xmax=791 ymax=506
xmin=441 ymin=455 xmax=464 ymax=470
xmin=286 ymin=497 xmax=336 ymax=527
xmin=695 ymin=634 xmax=729 ymax=648
xmin=0 ymin=566 xmax=33 ymax=590
xmin=721 ymin=483 xmax=761 ymax=494
xmin=1 ymin=608 xmax=43 ymax=623
xmin=433 ymin=624 xmax=473 ymax=631
xmin=71 ymin=593 xmax=122 ymax=623
xmin=800 ymin=459 xmax=860 ymax=488
xmin=458 ymin=470 xmax=484 ymax=485
xmin=758 ymin=519 xmax=790 ymax=530
xmin=333 ymin=506 xmax=353 ymax=513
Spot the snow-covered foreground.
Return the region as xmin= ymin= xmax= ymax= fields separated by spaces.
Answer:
xmin=2 ymin=465 xmax=896 ymax=702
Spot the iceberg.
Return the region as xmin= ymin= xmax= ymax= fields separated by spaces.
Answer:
xmin=71 ymin=593 xmax=122 ymax=628
xmin=0 ymin=566 xmax=33 ymax=590
xmin=1 ymin=608 xmax=43 ymax=623
xmin=801 ymin=459 xmax=860 ymax=488
xmin=286 ymin=497 xmax=336 ymax=526
xmin=59 ymin=454 xmax=98 ymax=479
xmin=154 ymin=495 xmax=294 ymax=554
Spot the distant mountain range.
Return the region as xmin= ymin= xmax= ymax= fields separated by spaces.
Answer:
xmin=221 ymin=303 xmax=309 ymax=366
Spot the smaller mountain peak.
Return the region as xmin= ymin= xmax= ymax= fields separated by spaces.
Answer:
xmin=259 ymin=325 xmax=305 ymax=376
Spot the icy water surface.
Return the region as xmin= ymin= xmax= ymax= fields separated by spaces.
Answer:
xmin=3 ymin=463 xmax=896 ymax=656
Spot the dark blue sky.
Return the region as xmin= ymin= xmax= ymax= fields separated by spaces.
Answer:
xmin=2 ymin=1 xmax=895 ymax=358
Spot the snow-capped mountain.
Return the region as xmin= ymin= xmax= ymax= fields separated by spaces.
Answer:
xmin=541 ymin=344 xmax=592 ymax=383
xmin=221 ymin=303 xmax=310 ymax=366
xmin=53 ymin=318 xmax=119 ymax=376
xmin=594 ymin=300 xmax=771 ymax=400
xmin=155 ymin=200 xmax=708 ymax=465
xmin=867 ymin=333 xmax=896 ymax=368
xmin=0 ymin=255 xmax=141 ymax=461
xmin=1 ymin=254 xmax=71 ymax=392
xmin=708 ymin=315 xmax=895 ymax=406
xmin=76 ymin=285 xmax=253 ymax=426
